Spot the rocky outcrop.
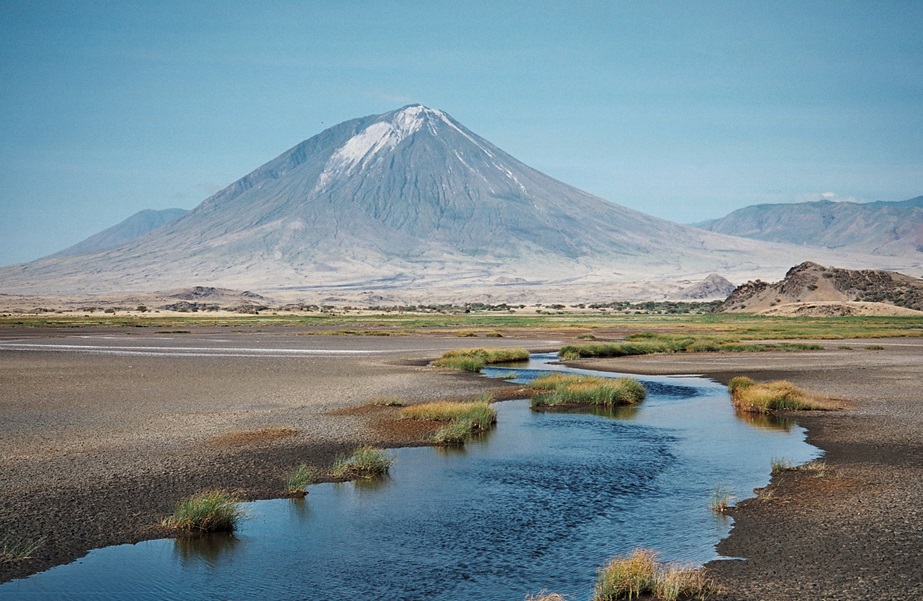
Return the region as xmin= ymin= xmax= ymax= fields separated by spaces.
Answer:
xmin=718 ymin=262 xmax=923 ymax=314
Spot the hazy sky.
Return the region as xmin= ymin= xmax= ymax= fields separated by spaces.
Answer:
xmin=1 ymin=1 xmax=921 ymax=266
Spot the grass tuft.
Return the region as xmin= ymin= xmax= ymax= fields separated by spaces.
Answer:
xmin=530 ymin=374 xmax=646 ymax=409
xmin=525 ymin=592 xmax=568 ymax=601
xmin=400 ymin=396 xmax=497 ymax=445
xmin=330 ymin=446 xmax=394 ymax=479
xmin=709 ymin=486 xmax=734 ymax=513
xmin=164 ymin=490 xmax=242 ymax=533
xmin=433 ymin=347 xmax=529 ymax=371
xmin=1 ymin=535 xmax=45 ymax=563
xmin=286 ymin=464 xmax=321 ymax=494
xmin=593 ymin=548 xmax=718 ymax=601
xmin=729 ymin=377 xmax=834 ymax=414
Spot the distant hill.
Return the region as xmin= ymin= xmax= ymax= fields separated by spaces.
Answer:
xmin=717 ymin=261 xmax=923 ymax=315
xmin=52 ymin=208 xmax=188 ymax=257
xmin=696 ymin=197 xmax=923 ymax=256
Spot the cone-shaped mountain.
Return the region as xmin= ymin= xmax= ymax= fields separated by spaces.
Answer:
xmin=2 ymin=105 xmax=845 ymax=294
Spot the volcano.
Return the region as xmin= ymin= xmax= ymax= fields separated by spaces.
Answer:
xmin=0 ymin=105 xmax=879 ymax=298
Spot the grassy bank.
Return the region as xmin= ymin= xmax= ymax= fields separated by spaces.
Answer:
xmin=560 ymin=332 xmax=824 ymax=360
xmin=400 ymin=396 xmax=497 ymax=445
xmin=432 ymin=347 xmax=529 ymax=371
xmin=530 ymin=374 xmax=646 ymax=409
xmin=729 ymin=376 xmax=835 ymax=414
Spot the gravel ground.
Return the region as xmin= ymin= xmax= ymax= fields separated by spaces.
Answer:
xmin=2 ymin=328 xmax=922 ymax=599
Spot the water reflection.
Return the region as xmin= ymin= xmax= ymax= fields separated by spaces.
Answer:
xmin=734 ymin=408 xmax=795 ymax=431
xmin=173 ymin=532 xmax=240 ymax=566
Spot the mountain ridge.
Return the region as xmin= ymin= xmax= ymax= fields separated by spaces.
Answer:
xmin=697 ymin=197 xmax=923 ymax=256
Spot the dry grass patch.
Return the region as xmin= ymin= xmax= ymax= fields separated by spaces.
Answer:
xmin=728 ymin=377 xmax=838 ymax=414
xmin=208 ymin=426 xmax=298 ymax=446
xmin=400 ymin=396 xmax=497 ymax=445
xmin=593 ymin=548 xmax=718 ymax=601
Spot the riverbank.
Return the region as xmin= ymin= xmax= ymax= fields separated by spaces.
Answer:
xmin=572 ymin=338 xmax=923 ymax=600
xmin=2 ymin=328 xmax=922 ymax=599
xmin=0 ymin=327 xmax=552 ymax=583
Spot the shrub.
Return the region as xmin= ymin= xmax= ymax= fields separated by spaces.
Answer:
xmin=165 ymin=491 xmax=242 ymax=533
xmin=330 ymin=446 xmax=394 ymax=479
xmin=530 ymin=374 xmax=646 ymax=409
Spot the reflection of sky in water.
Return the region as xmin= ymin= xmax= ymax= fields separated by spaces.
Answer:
xmin=1 ymin=355 xmax=819 ymax=601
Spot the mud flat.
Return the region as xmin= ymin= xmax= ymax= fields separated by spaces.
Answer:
xmin=3 ymin=327 xmax=922 ymax=599
xmin=0 ymin=327 xmax=558 ymax=583
xmin=572 ymin=338 xmax=923 ymax=600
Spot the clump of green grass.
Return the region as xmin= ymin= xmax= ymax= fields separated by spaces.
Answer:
xmin=530 ymin=374 xmax=646 ymax=409
xmin=164 ymin=490 xmax=243 ymax=533
xmin=593 ymin=548 xmax=717 ymax=601
xmin=433 ymin=347 xmax=530 ymax=371
xmin=709 ymin=486 xmax=734 ymax=513
xmin=330 ymin=446 xmax=394 ymax=479
xmin=865 ymin=344 xmax=885 ymax=350
xmin=1 ymin=535 xmax=45 ymax=563
xmin=400 ymin=396 xmax=497 ymax=445
xmin=729 ymin=376 xmax=834 ymax=414
xmin=286 ymin=464 xmax=321 ymax=495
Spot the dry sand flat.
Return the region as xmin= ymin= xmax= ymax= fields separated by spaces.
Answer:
xmin=2 ymin=328 xmax=923 ymax=599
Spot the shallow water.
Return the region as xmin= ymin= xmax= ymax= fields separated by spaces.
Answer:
xmin=1 ymin=354 xmax=819 ymax=600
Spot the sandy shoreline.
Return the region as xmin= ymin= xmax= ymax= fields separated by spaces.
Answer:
xmin=2 ymin=328 xmax=922 ymax=598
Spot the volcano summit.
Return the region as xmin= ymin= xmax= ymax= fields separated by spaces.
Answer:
xmin=0 ymin=105 xmax=879 ymax=300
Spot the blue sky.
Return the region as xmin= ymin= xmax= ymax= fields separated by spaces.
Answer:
xmin=1 ymin=1 xmax=921 ymax=266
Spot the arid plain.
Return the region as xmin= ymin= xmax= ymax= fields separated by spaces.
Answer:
xmin=1 ymin=319 xmax=922 ymax=599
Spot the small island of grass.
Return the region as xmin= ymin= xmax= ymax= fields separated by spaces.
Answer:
xmin=529 ymin=373 xmax=646 ymax=410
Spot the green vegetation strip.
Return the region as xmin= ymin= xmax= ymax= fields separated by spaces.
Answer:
xmin=560 ymin=333 xmax=824 ymax=360
xmin=729 ymin=376 xmax=833 ymax=414
xmin=530 ymin=374 xmax=646 ymax=409
xmin=2 ymin=312 xmax=921 ymax=341
xmin=432 ymin=347 xmax=529 ymax=372
xmin=400 ymin=396 xmax=497 ymax=445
